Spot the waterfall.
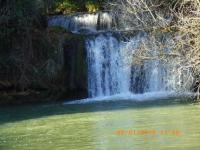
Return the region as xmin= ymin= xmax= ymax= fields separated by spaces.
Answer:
xmin=86 ymin=32 xmax=192 ymax=98
xmin=48 ymin=12 xmax=194 ymax=101
xmin=86 ymin=33 xmax=123 ymax=97
xmin=48 ymin=12 xmax=112 ymax=33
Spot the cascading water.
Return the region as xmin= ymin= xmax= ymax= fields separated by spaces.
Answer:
xmin=48 ymin=12 xmax=112 ymax=33
xmin=87 ymin=33 xmax=123 ymax=97
xmin=48 ymin=12 xmax=193 ymax=103
xmin=86 ymin=32 xmax=192 ymax=98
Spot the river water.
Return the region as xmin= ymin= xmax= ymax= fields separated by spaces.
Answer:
xmin=0 ymin=99 xmax=200 ymax=150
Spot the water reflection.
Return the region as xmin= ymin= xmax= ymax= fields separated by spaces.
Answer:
xmin=90 ymin=102 xmax=200 ymax=150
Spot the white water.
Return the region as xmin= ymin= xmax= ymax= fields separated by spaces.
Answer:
xmin=65 ymin=91 xmax=194 ymax=104
xmin=86 ymin=33 xmax=193 ymax=99
xmin=48 ymin=12 xmax=112 ymax=33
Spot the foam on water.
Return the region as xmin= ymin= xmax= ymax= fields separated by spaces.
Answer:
xmin=64 ymin=92 xmax=194 ymax=105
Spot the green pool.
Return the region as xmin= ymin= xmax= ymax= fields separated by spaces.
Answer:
xmin=0 ymin=99 xmax=200 ymax=150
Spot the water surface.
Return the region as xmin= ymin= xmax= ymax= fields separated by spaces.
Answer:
xmin=0 ymin=99 xmax=200 ymax=150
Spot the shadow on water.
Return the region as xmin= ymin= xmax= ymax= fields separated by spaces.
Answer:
xmin=0 ymin=98 xmax=193 ymax=125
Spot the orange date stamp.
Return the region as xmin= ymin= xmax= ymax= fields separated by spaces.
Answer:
xmin=114 ymin=129 xmax=182 ymax=136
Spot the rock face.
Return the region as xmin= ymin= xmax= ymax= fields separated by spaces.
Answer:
xmin=63 ymin=33 xmax=88 ymax=99
xmin=48 ymin=12 xmax=113 ymax=100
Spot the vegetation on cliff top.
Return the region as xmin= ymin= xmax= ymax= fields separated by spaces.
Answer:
xmin=44 ymin=0 xmax=106 ymax=14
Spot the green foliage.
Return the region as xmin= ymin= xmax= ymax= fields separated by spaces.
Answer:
xmin=52 ymin=0 xmax=80 ymax=14
xmin=85 ymin=0 xmax=100 ymax=12
xmin=46 ymin=0 xmax=105 ymax=14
